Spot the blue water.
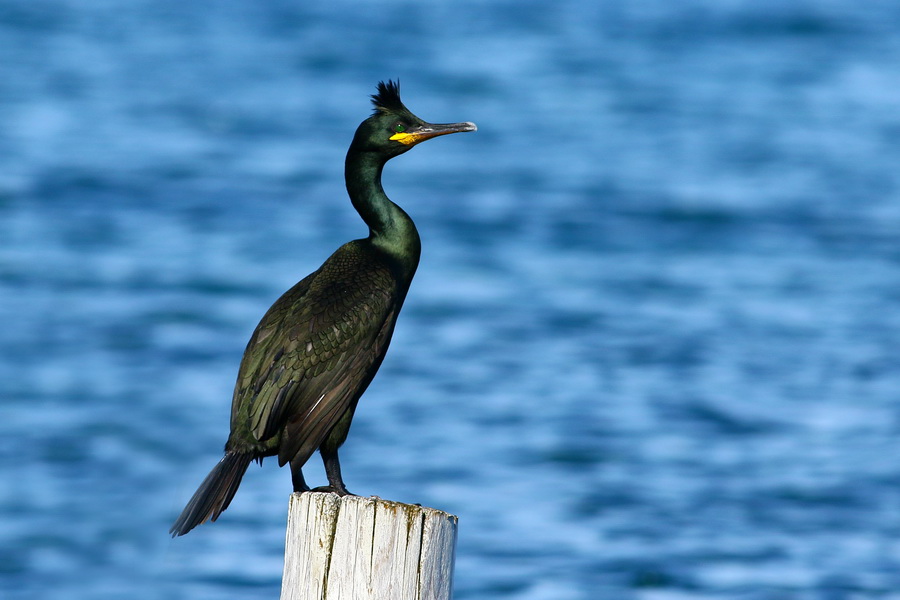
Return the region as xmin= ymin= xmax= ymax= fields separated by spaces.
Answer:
xmin=3 ymin=1 xmax=900 ymax=598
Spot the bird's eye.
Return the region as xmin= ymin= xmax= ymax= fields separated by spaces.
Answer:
xmin=393 ymin=123 xmax=406 ymax=133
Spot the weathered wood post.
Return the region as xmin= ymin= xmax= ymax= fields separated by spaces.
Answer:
xmin=280 ymin=492 xmax=458 ymax=600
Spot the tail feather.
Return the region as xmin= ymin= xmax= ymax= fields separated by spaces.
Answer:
xmin=170 ymin=452 xmax=253 ymax=537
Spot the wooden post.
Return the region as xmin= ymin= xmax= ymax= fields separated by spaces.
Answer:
xmin=280 ymin=492 xmax=458 ymax=600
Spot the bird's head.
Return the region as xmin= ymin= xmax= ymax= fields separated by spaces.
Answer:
xmin=350 ymin=80 xmax=476 ymax=157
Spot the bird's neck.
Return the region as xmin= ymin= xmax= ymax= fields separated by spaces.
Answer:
xmin=345 ymin=149 xmax=421 ymax=274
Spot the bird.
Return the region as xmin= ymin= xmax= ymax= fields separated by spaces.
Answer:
xmin=169 ymin=81 xmax=476 ymax=536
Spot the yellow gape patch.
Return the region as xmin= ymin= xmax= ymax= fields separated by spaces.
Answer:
xmin=389 ymin=131 xmax=419 ymax=146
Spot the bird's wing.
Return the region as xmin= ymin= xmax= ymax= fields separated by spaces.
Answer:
xmin=275 ymin=304 xmax=397 ymax=466
xmin=229 ymin=243 xmax=398 ymax=466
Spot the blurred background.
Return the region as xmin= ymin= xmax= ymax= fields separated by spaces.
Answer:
xmin=2 ymin=1 xmax=900 ymax=598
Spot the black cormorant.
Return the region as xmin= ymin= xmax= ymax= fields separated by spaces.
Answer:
xmin=170 ymin=81 xmax=476 ymax=536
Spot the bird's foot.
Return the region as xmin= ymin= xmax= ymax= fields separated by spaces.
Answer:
xmin=310 ymin=485 xmax=354 ymax=497
xmin=292 ymin=477 xmax=311 ymax=493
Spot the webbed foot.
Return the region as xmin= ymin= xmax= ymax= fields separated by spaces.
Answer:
xmin=310 ymin=485 xmax=354 ymax=497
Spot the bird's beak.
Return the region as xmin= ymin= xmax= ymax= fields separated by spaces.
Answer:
xmin=390 ymin=121 xmax=477 ymax=146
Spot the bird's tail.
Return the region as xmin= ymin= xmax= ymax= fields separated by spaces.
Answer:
xmin=170 ymin=451 xmax=253 ymax=537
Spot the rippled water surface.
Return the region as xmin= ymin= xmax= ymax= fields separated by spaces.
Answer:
xmin=3 ymin=1 xmax=900 ymax=599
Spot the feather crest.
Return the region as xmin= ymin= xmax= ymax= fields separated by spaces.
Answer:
xmin=371 ymin=80 xmax=406 ymax=114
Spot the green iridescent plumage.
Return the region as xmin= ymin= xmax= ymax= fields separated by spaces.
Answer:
xmin=170 ymin=81 xmax=476 ymax=536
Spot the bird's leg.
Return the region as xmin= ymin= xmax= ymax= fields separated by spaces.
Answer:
xmin=311 ymin=448 xmax=353 ymax=496
xmin=290 ymin=459 xmax=310 ymax=493
xmin=311 ymin=407 xmax=356 ymax=496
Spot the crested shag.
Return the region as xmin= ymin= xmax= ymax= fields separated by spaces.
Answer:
xmin=170 ymin=81 xmax=476 ymax=536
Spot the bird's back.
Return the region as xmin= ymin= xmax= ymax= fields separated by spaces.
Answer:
xmin=226 ymin=240 xmax=403 ymax=466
